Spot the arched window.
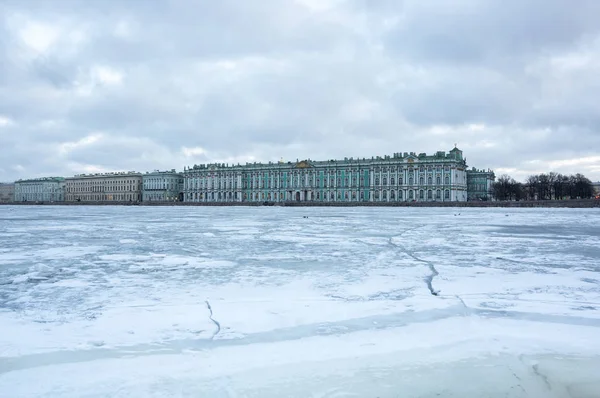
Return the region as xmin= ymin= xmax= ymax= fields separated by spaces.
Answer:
xmin=436 ymin=176 xmax=441 ymax=185
xmin=317 ymin=192 xmax=320 ymax=200
xmin=375 ymin=191 xmax=380 ymax=199
xmin=375 ymin=177 xmax=380 ymax=186
xmin=352 ymin=191 xmax=356 ymax=199
xmin=383 ymin=177 xmax=387 ymax=185
xmin=344 ymin=178 xmax=348 ymax=187
xmin=344 ymin=192 xmax=348 ymax=200
xmin=419 ymin=190 xmax=424 ymax=199
xmin=331 ymin=192 xmax=335 ymax=200
xmin=390 ymin=177 xmax=395 ymax=185
xmin=398 ymin=190 xmax=403 ymax=199
xmin=409 ymin=190 xmax=414 ymax=199
xmin=409 ymin=177 xmax=414 ymax=185
xmin=427 ymin=190 xmax=432 ymax=199
xmin=428 ymin=176 xmax=432 ymax=185
xmin=436 ymin=190 xmax=441 ymax=199
xmin=445 ymin=176 xmax=450 ymax=185
xmin=383 ymin=191 xmax=387 ymax=200
xmin=419 ymin=177 xmax=424 ymax=185
xmin=391 ymin=190 xmax=396 ymax=199
xmin=445 ymin=190 xmax=450 ymax=199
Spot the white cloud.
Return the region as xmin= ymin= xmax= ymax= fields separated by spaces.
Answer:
xmin=181 ymin=146 xmax=206 ymax=158
xmin=59 ymin=133 xmax=103 ymax=156
xmin=18 ymin=20 xmax=61 ymax=53
xmin=0 ymin=116 xmax=15 ymax=127
xmin=92 ymin=66 xmax=124 ymax=86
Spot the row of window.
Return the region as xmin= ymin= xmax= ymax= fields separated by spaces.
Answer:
xmin=66 ymin=186 xmax=139 ymax=193
xmin=185 ymin=175 xmax=455 ymax=190
xmin=185 ymin=189 xmax=453 ymax=202
xmin=65 ymin=194 xmax=141 ymax=201
xmin=184 ymin=165 xmax=454 ymax=179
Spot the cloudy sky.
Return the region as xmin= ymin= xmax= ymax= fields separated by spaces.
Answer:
xmin=1 ymin=0 xmax=600 ymax=182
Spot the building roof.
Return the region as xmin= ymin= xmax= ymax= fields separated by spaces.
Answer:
xmin=186 ymin=148 xmax=467 ymax=171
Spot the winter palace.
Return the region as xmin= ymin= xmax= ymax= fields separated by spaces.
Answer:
xmin=183 ymin=147 xmax=491 ymax=203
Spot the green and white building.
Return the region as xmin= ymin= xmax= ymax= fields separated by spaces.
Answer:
xmin=183 ymin=147 xmax=472 ymax=203
xmin=14 ymin=177 xmax=65 ymax=202
xmin=142 ymin=170 xmax=184 ymax=202
xmin=466 ymin=167 xmax=495 ymax=201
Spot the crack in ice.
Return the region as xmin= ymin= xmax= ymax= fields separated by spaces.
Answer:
xmin=388 ymin=228 xmax=440 ymax=297
xmin=532 ymin=363 xmax=552 ymax=391
xmin=205 ymin=300 xmax=221 ymax=339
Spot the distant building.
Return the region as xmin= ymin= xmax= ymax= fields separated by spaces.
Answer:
xmin=0 ymin=183 xmax=15 ymax=202
xmin=593 ymin=182 xmax=600 ymax=197
xmin=183 ymin=147 xmax=472 ymax=203
xmin=142 ymin=170 xmax=183 ymax=202
xmin=65 ymin=172 xmax=142 ymax=202
xmin=14 ymin=177 xmax=65 ymax=202
xmin=467 ymin=168 xmax=495 ymax=201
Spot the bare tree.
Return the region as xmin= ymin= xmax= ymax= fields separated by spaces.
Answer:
xmin=493 ymin=172 xmax=593 ymax=201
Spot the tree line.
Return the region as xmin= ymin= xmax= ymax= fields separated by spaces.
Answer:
xmin=492 ymin=172 xmax=596 ymax=201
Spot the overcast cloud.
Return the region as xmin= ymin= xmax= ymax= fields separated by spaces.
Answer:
xmin=1 ymin=0 xmax=600 ymax=182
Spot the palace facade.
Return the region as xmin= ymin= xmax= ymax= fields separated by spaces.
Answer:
xmin=183 ymin=147 xmax=470 ymax=203
xmin=142 ymin=170 xmax=184 ymax=202
xmin=14 ymin=177 xmax=65 ymax=202
xmin=466 ymin=168 xmax=495 ymax=201
xmin=65 ymin=172 xmax=143 ymax=202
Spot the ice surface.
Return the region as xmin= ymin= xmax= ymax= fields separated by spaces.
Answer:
xmin=0 ymin=206 xmax=599 ymax=397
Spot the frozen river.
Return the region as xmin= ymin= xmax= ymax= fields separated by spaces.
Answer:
xmin=1 ymin=205 xmax=599 ymax=397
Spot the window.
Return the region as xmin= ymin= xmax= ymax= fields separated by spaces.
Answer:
xmin=391 ymin=190 xmax=395 ymax=200
xmin=419 ymin=190 xmax=424 ymax=199
xmin=427 ymin=190 xmax=432 ymax=199
xmin=409 ymin=190 xmax=414 ymax=199
xmin=445 ymin=176 xmax=450 ymax=185
xmin=375 ymin=191 xmax=380 ymax=199
xmin=390 ymin=177 xmax=395 ymax=185
xmin=375 ymin=177 xmax=380 ymax=186
xmin=409 ymin=177 xmax=414 ymax=185
xmin=383 ymin=191 xmax=387 ymax=200
xmin=436 ymin=190 xmax=441 ymax=199
xmin=428 ymin=176 xmax=432 ymax=185
xmin=445 ymin=190 xmax=450 ymax=199
xmin=419 ymin=177 xmax=424 ymax=185
xmin=436 ymin=176 xmax=440 ymax=185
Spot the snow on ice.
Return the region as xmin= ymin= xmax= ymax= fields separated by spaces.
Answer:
xmin=0 ymin=206 xmax=599 ymax=397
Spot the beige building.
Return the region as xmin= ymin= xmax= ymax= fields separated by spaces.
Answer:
xmin=65 ymin=172 xmax=143 ymax=202
xmin=0 ymin=183 xmax=15 ymax=202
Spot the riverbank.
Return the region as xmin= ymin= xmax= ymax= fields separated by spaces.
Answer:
xmin=1 ymin=199 xmax=599 ymax=208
